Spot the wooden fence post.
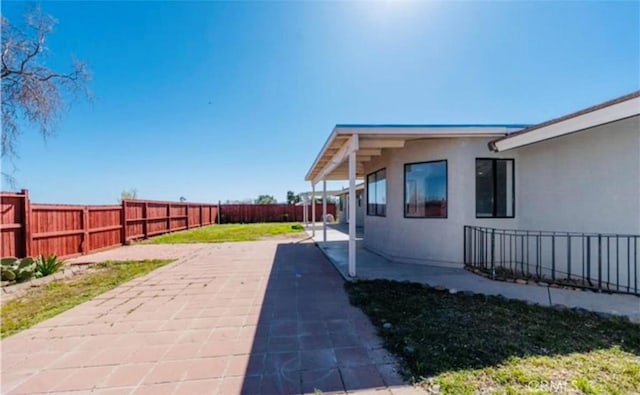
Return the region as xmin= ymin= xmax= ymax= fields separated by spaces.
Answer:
xmin=82 ymin=207 xmax=90 ymax=254
xmin=121 ymin=200 xmax=128 ymax=245
xmin=185 ymin=204 xmax=190 ymax=230
xmin=143 ymin=202 xmax=148 ymax=239
xmin=166 ymin=203 xmax=171 ymax=233
xmin=217 ymin=201 xmax=221 ymax=224
xmin=22 ymin=189 xmax=32 ymax=257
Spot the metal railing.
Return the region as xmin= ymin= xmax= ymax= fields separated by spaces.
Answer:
xmin=463 ymin=225 xmax=640 ymax=296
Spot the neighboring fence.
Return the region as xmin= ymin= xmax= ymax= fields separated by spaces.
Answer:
xmin=218 ymin=203 xmax=334 ymax=224
xmin=1 ymin=191 xmax=337 ymax=259
xmin=463 ymin=225 xmax=640 ymax=296
xmin=1 ymin=190 xmax=218 ymax=259
xmin=123 ymin=200 xmax=217 ymax=243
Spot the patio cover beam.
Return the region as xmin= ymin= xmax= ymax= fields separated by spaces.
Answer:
xmin=311 ymin=182 xmax=316 ymax=236
xmin=322 ymin=180 xmax=327 ymax=242
xmin=348 ymin=134 xmax=359 ymax=277
xmin=312 ymin=135 xmax=357 ymax=185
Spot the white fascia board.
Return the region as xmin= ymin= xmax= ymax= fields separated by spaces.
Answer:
xmin=305 ymin=128 xmax=339 ymax=181
xmin=338 ymin=126 xmax=511 ymax=136
xmin=312 ymin=134 xmax=356 ymax=184
xmin=494 ymin=96 xmax=640 ymax=152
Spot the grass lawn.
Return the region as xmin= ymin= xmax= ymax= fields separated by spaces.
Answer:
xmin=145 ymin=222 xmax=305 ymax=244
xmin=346 ymin=280 xmax=640 ymax=395
xmin=1 ymin=259 xmax=172 ymax=338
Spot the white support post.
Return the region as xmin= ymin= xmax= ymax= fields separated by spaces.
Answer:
xmin=348 ymin=135 xmax=358 ymax=277
xmin=322 ymin=179 xmax=327 ymax=242
xmin=303 ymin=199 xmax=307 ymax=226
xmin=311 ymin=183 xmax=316 ymax=237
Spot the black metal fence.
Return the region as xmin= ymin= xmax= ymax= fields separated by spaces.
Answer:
xmin=463 ymin=225 xmax=640 ymax=296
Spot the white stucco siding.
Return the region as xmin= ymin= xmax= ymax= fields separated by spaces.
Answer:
xmin=363 ymin=137 xmax=517 ymax=267
xmin=516 ymin=115 xmax=640 ymax=235
xmin=362 ymin=118 xmax=640 ymax=271
xmin=337 ymin=190 xmax=365 ymax=226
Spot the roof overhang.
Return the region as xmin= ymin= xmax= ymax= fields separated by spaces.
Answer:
xmin=490 ymin=91 xmax=640 ymax=152
xmin=305 ymin=124 xmax=526 ymax=183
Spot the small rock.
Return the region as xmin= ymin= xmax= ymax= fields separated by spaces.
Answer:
xmin=383 ymin=322 xmax=393 ymax=330
xmin=549 ymin=283 xmax=561 ymax=288
xmin=448 ymin=289 xmax=458 ymax=294
xmin=537 ymin=281 xmax=549 ymax=287
xmin=516 ymin=279 xmax=528 ymax=285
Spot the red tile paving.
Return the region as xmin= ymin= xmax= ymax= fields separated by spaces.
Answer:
xmin=1 ymin=240 xmax=421 ymax=394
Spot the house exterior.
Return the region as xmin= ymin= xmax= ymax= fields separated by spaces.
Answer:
xmin=305 ymin=91 xmax=639 ymax=294
xmin=336 ymin=184 xmax=365 ymax=227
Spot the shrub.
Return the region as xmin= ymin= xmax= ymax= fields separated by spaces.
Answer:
xmin=1 ymin=257 xmax=36 ymax=283
xmin=35 ymin=254 xmax=63 ymax=277
xmin=291 ymin=224 xmax=304 ymax=231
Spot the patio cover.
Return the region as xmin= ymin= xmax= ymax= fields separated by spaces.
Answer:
xmin=304 ymin=124 xmax=526 ymax=277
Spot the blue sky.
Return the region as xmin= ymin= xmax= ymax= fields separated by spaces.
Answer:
xmin=2 ymin=1 xmax=638 ymax=204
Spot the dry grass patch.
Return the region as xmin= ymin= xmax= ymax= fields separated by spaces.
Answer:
xmin=346 ymin=280 xmax=640 ymax=394
xmin=1 ymin=259 xmax=172 ymax=338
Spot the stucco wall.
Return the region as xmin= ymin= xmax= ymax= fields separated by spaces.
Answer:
xmin=363 ymin=137 xmax=517 ymax=267
xmin=516 ymin=115 xmax=640 ymax=234
xmin=362 ymin=116 xmax=640 ymax=269
xmin=337 ymin=190 xmax=364 ymax=227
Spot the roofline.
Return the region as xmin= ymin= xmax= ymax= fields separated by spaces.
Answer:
xmin=334 ymin=123 xmax=531 ymax=129
xmin=305 ymin=124 xmax=530 ymax=181
xmin=490 ymin=91 xmax=640 ymax=151
xmin=305 ymin=127 xmax=339 ymax=182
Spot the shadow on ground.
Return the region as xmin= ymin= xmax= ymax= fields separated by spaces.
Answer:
xmin=240 ymin=242 xmax=406 ymax=394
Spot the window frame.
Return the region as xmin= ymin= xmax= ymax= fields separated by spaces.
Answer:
xmin=475 ymin=158 xmax=516 ymax=219
xmin=366 ymin=168 xmax=387 ymax=217
xmin=403 ymin=160 xmax=448 ymax=219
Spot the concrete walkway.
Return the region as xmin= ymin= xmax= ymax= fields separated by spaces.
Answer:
xmin=307 ymin=224 xmax=640 ymax=322
xmin=1 ymin=240 xmax=422 ymax=395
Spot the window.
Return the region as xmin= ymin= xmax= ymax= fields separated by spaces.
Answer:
xmin=366 ymin=168 xmax=386 ymax=216
xmin=404 ymin=161 xmax=447 ymax=218
xmin=476 ymin=158 xmax=515 ymax=218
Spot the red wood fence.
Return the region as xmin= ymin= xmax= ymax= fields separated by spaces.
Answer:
xmin=218 ymin=203 xmax=334 ymax=224
xmin=1 ymin=190 xmax=336 ymax=259
xmin=1 ymin=190 xmax=218 ymax=259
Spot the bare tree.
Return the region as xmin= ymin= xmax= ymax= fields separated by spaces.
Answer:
xmin=1 ymin=6 xmax=90 ymax=182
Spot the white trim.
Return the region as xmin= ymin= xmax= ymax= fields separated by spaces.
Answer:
xmin=311 ymin=183 xmax=316 ymax=237
xmin=305 ymin=129 xmax=338 ymax=181
xmin=322 ymin=179 xmax=327 ymax=242
xmin=305 ymin=125 xmax=519 ymax=181
xmin=348 ymin=134 xmax=358 ymax=277
xmin=312 ymin=135 xmax=355 ymax=184
xmin=494 ymin=96 xmax=640 ymax=152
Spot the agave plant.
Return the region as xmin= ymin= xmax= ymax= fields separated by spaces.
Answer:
xmin=35 ymin=254 xmax=64 ymax=277
xmin=1 ymin=257 xmax=37 ymax=282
